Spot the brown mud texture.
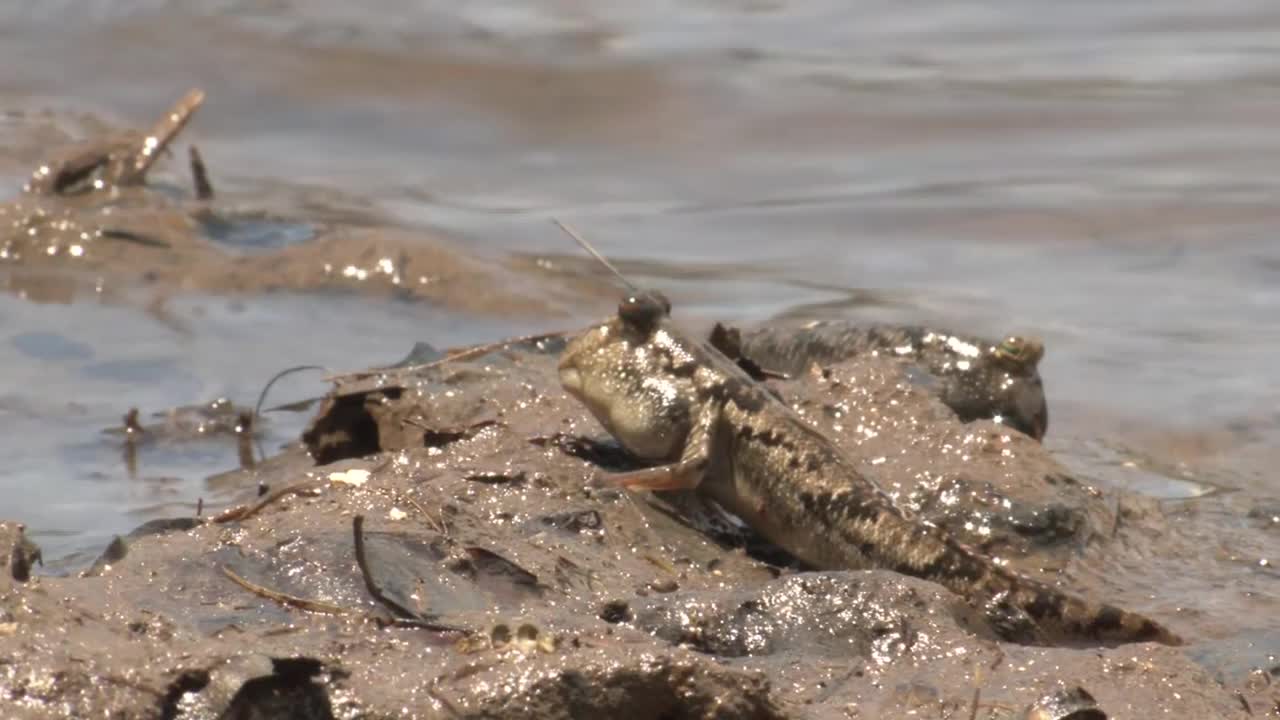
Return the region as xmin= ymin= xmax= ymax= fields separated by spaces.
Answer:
xmin=0 ymin=327 xmax=1268 ymax=719
xmin=0 ymin=89 xmax=611 ymax=316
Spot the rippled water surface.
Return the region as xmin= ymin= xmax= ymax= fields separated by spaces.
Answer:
xmin=0 ymin=1 xmax=1276 ymax=653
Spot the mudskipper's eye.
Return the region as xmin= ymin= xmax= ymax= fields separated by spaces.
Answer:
xmin=618 ymin=290 xmax=671 ymax=330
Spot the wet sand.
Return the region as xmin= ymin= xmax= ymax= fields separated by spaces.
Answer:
xmin=0 ymin=1 xmax=1277 ymax=716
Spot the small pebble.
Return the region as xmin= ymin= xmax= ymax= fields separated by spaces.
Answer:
xmin=329 ymin=469 xmax=370 ymax=487
xmin=649 ymin=578 xmax=680 ymax=594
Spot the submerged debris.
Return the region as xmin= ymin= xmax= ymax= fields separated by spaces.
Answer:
xmin=24 ymin=89 xmax=205 ymax=197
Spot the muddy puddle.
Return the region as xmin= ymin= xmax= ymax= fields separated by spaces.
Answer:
xmin=0 ymin=2 xmax=1278 ymax=717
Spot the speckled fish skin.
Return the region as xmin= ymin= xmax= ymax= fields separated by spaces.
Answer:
xmin=559 ymin=302 xmax=1180 ymax=647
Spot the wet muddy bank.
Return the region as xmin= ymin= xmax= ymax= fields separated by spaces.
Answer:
xmin=0 ymin=91 xmax=616 ymax=317
xmin=2 ymin=5 xmax=1279 ymax=716
xmin=2 ymin=325 xmax=1273 ymax=718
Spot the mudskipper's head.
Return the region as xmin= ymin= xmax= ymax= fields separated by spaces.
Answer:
xmin=988 ymin=335 xmax=1048 ymax=440
xmin=558 ymin=291 xmax=692 ymax=461
xmin=991 ymin=336 xmax=1045 ymax=374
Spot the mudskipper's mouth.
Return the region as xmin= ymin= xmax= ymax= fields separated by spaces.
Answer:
xmin=558 ymin=362 xmax=613 ymax=434
xmin=559 ymin=365 xmax=583 ymax=397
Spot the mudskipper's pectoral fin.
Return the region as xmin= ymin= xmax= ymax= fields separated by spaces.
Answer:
xmin=601 ymin=462 xmax=706 ymax=492
xmin=595 ymin=399 xmax=721 ymax=492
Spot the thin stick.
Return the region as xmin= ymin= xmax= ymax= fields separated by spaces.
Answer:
xmin=222 ymin=565 xmax=351 ymax=615
xmin=551 ymin=218 xmax=638 ymax=292
xmin=252 ymin=364 xmax=327 ymax=463
xmin=224 ymin=564 xmax=464 ymax=631
xmin=210 ymin=478 xmax=325 ymax=524
xmin=351 ymin=515 xmax=468 ymax=633
xmin=127 ymin=88 xmax=206 ymax=182
xmin=326 ymin=330 xmax=570 ymax=383
xmin=405 ymin=494 xmax=448 ymax=537
xmin=254 ymin=365 xmax=327 ymax=425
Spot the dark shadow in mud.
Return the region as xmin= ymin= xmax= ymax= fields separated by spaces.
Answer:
xmin=302 ymin=389 xmax=393 ymax=464
xmin=159 ymin=669 xmax=211 ymax=720
xmin=217 ymin=658 xmax=337 ymax=720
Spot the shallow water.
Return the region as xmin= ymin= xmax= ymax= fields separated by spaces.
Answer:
xmin=0 ymin=291 xmax=529 ymax=568
xmin=0 ymin=1 xmax=1276 ymax=655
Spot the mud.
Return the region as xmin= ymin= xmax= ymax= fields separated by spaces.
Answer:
xmin=0 ymin=93 xmax=613 ymax=317
xmin=738 ymin=321 xmax=1049 ymax=441
xmin=1 ymin=326 xmax=1269 ymax=718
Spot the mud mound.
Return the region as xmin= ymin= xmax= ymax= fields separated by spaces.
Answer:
xmin=0 ymin=327 xmax=1257 ymax=718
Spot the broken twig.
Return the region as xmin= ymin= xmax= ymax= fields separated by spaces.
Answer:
xmin=404 ymin=494 xmax=449 ymax=537
xmin=221 ymin=565 xmax=350 ymax=616
xmin=210 ymin=478 xmax=325 ymax=524
xmin=328 ymin=331 xmax=571 ymax=384
xmin=125 ymin=88 xmax=205 ymax=183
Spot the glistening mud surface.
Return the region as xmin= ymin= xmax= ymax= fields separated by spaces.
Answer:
xmin=1 ymin=3 xmax=1279 ymax=717
xmin=3 ymin=1 xmax=1279 ymax=585
xmin=2 ymin=332 xmax=1271 ymax=717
